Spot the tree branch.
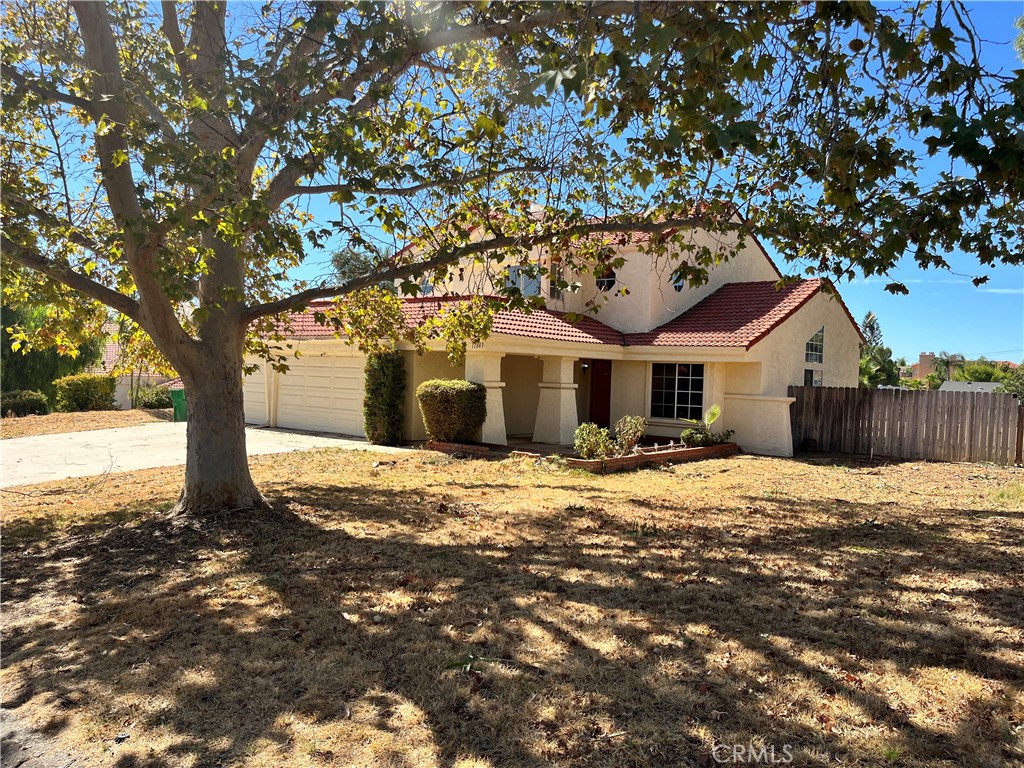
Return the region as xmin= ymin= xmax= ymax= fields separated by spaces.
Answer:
xmin=243 ymin=215 xmax=744 ymax=322
xmin=6 ymin=69 xmax=92 ymax=112
xmin=1 ymin=235 xmax=141 ymax=321
xmin=160 ymin=1 xmax=191 ymax=84
xmin=285 ymin=164 xmax=549 ymax=200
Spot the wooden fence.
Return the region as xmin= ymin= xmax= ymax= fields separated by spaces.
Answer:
xmin=788 ymin=386 xmax=1023 ymax=465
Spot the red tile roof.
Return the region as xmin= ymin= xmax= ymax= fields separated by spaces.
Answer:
xmin=87 ymin=340 xmax=121 ymax=373
xmin=283 ymin=296 xmax=624 ymax=345
xmin=281 ymin=279 xmax=853 ymax=350
xmin=625 ymin=280 xmax=825 ymax=349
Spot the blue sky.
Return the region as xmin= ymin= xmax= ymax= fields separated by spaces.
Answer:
xmin=290 ymin=3 xmax=1024 ymax=364
xmin=818 ymin=2 xmax=1024 ymax=363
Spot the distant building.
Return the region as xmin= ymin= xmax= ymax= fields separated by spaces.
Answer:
xmin=910 ymin=352 xmax=936 ymax=379
xmin=938 ymin=381 xmax=1000 ymax=394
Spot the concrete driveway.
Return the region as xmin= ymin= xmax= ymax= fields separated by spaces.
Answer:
xmin=1 ymin=422 xmax=410 ymax=488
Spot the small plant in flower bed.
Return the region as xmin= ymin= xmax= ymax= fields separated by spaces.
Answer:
xmin=680 ymin=403 xmax=734 ymax=447
xmin=680 ymin=428 xmax=735 ymax=447
xmin=574 ymin=415 xmax=647 ymax=459
xmin=574 ymin=422 xmax=614 ymax=459
xmin=613 ymin=415 xmax=646 ymax=455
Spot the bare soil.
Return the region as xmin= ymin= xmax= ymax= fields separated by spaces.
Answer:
xmin=1 ymin=409 xmax=173 ymax=439
xmin=1 ymin=451 xmax=1021 ymax=767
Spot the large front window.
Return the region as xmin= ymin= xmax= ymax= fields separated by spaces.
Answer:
xmin=650 ymin=363 xmax=704 ymax=421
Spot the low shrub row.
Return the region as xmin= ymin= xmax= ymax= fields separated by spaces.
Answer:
xmin=1 ymin=389 xmax=49 ymax=417
xmin=135 ymin=385 xmax=174 ymax=409
xmin=54 ymin=373 xmax=116 ymax=412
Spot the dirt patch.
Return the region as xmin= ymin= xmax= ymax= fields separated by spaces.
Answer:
xmin=1 ymin=452 xmax=1022 ymax=767
xmin=1 ymin=409 xmax=173 ymax=440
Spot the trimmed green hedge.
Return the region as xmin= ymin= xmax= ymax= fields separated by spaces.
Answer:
xmin=136 ymin=385 xmax=174 ymax=409
xmin=54 ymin=373 xmax=116 ymax=412
xmin=363 ymin=351 xmax=406 ymax=446
xmin=1 ymin=389 xmax=49 ymax=417
xmin=415 ymin=379 xmax=486 ymax=443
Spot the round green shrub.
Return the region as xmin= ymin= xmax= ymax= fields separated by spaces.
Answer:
xmin=415 ymin=379 xmax=486 ymax=443
xmin=1 ymin=389 xmax=49 ymax=417
xmin=136 ymin=385 xmax=174 ymax=409
xmin=54 ymin=373 xmax=116 ymax=412
xmin=364 ymin=351 xmax=406 ymax=446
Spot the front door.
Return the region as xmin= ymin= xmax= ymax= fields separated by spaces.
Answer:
xmin=589 ymin=359 xmax=612 ymax=428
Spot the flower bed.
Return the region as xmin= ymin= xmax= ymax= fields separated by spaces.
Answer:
xmin=425 ymin=440 xmax=491 ymax=457
xmin=565 ymin=442 xmax=738 ymax=473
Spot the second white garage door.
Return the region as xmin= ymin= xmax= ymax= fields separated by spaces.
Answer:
xmin=276 ymin=355 xmax=366 ymax=437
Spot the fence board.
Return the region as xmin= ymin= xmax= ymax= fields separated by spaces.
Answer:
xmin=789 ymin=386 xmax=1021 ymax=465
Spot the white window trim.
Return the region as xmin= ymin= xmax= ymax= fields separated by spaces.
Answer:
xmin=644 ymin=361 xmax=709 ymax=426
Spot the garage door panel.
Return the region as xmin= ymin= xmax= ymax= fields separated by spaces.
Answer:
xmin=242 ymin=364 xmax=268 ymax=424
xmin=275 ymin=355 xmax=365 ymax=436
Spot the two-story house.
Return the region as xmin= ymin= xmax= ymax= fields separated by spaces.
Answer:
xmin=242 ymin=227 xmax=861 ymax=456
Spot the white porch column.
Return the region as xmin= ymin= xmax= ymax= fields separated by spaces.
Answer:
xmin=465 ymin=350 xmax=507 ymax=445
xmin=533 ymin=356 xmax=579 ymax=444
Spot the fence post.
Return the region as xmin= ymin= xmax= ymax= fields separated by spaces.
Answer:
xmin=1015 ymin=405 xmax=1024 ymax=466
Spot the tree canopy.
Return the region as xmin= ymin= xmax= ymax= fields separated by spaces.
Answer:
xmin=2 ymin=0 xmax=1022 ymax=512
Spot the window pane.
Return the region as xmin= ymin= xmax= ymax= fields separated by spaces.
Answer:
xmin=805 ymin=327 xmax=824 ymax=363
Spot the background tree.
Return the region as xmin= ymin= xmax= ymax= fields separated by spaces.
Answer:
xmin=951 ymin=357 xmax=1008 ymax=383
xmin=3 ymin=1 xmax=1022 ymax=515
xmin=934 ymin=351 xmax=967 ymax=381
xmin=995 ymin=367 xmax=1024 ymax=399
xmin=1 ymin=303 xmax=101 ymax=401
xmin=858 ymin=311 xmax=899 ymax=387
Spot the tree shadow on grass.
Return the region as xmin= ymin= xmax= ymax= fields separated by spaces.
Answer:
xmin=2 ymin=478 xmax=1022 ymax=767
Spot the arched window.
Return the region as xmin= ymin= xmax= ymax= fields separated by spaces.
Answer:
xmin=596 ymin=267 xmax=616 ymax=292
xmin=805 ymin=327 xmax=824 ymax=363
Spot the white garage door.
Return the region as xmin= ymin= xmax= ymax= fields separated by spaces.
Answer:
xmin=242 ymin=364 xmax=268 ymax=424
xmin=276 ymin=355 xmax=366 ymax=437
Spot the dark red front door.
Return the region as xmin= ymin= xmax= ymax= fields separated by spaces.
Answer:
xmin=589 ymin=360 xmax=612 ymax=428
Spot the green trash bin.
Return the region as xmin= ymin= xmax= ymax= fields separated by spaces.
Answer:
xmin=169 ymin=388 xmax=187 ymax=422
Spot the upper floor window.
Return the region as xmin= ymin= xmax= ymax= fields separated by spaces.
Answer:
xmin=805 ymin=327 xmax=824 ymax=363
xmin=650 ymin=363 xmax=704 ymax=421
xmin=548 ymin=263 xmax=564 ymax=300
xmin=596 ymin=267 xmax=616 ymax=292
xmin=506 ymin=265 xmax=541 ymax=297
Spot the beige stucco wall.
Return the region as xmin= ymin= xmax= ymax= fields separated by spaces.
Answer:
xmin=554 ymin=230 xmax=780 ymax=333
xmin=423 ymin=226 xmax=780 ymax=336
xmin=609 ymin=360 xmax=647 ymax=427
xmin=745 ymin=292 xmax=861 ymax=396
xmin=502 ymin=355 xmax=544 ymax=436
xmin=402 ymin=351 xmax=465 ymax=441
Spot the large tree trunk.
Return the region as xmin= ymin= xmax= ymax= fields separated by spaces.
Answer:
xmin=171 ymin=336 xmax=263 ymax=516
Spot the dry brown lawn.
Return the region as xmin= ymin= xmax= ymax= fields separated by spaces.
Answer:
xmin=1 ymin=408 xmax=173 ymax=439
xmin=2 ymin=451 xmax=1022 ymax=768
